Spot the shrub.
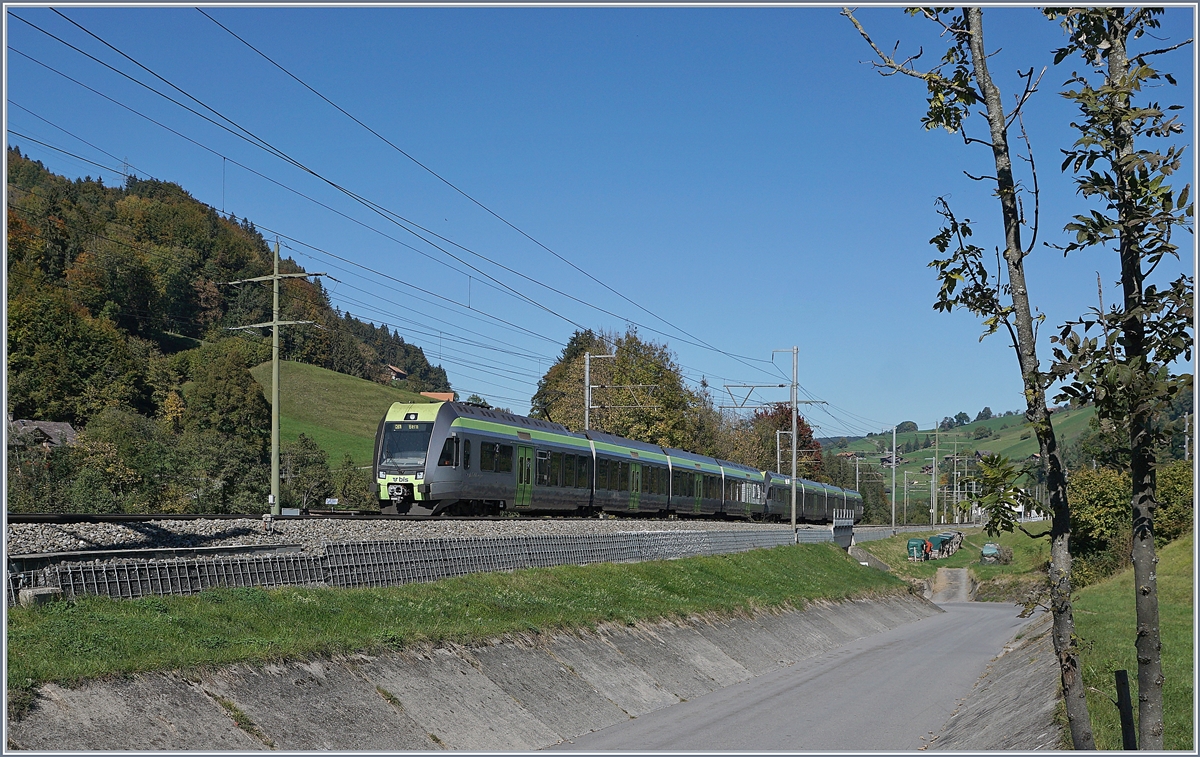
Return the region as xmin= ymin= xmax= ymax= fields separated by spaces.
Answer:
xmin=1155 ymin=459 xmax=1194 ymax=545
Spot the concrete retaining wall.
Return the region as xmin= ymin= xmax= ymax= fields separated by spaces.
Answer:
xmin=8 ymin=593 xmax=940 ymax=751
xmin=929 ymin=611 xmax=1062 ymax=750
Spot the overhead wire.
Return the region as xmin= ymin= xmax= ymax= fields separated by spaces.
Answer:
xmin=5 ymin=112 xmax=567 ymax=357
xmin=25 ymin=9 xmax=794 ymax=378
xmin=10 ymin=14 xmax=858 ymax=418
xmin=197 ymin=7 xmax=791 ymax=372
xmin=9 ymin=46 xmax=776 ymax=398
xmin=7 ymin=156 xmax=552 ymax=397
xmin=14 ymin=12 xmax=601 ymax=341
xmin=5 ymin=51 xmax=607 ymax=354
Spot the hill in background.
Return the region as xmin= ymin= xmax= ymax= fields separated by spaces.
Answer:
xmin=250 ymin=360 xmax=433 ymax=465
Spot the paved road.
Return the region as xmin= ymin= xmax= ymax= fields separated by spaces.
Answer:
xmin=550 ymin=599 xmax=1033 ymax=752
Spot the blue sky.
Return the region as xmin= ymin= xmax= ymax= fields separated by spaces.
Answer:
xmin=5 ymin=6 xmax=1194 ymax=438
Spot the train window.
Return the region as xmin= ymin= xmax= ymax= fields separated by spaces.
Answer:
xmin=619 ymin=462 xmax=630 ymax=492
xmin=550 ymin=452 xmax=562 ymax=487
xmin=536 ymin=450 xmax=550 ymax=486
xmin=437 ymin=437 xmax=457 ymax=467
xmin=673 ymin=469 xmax=687 ymax=497
xmin=578 ymin=456 xmax=591 ymax=488
xmin=496 ymin=445 xmax=513 ymax=473
xmin=596 ymin=459 xmax=608 ymax=490
xmin=380 ymin=422 xmax=434 ymax=468
xmin=481 ymin=443 xmax=495 ymax=472
xmin=563 ymin=454 xmax=575 ymax=488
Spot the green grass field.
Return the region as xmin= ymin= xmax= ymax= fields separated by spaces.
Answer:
xmin=1073 ymin=533 xmax=1193 ymax=750
xmin=840 ymin=406 xmax=1095 ymax=467
xmin=7 ymin=543 xmax=903 ymax=714
xmin=249 ymin=361 xmax=433 ymax=465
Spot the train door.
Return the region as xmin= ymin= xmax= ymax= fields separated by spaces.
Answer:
xmin=629 ymin=463 xmax=641 ymax=511
xmin=693 ymin=472 xmax=703 ymax=514
xmin=515 ymin=445 xmax=533 ymax=508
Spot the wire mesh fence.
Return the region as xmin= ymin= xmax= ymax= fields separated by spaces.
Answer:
xmin=8 ymin=526 xmax=835 ymax=605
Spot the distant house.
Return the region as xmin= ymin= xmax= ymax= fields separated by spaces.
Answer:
xmin=921 ymin=464 xmax=934 ymax=474
xmin=8 ymin=418 xmax=77 ymax=449
xmin=836 ymin=451 xmax=858 ymax=459
xmin=420 ymin=392 xmax=456 ymax=402
xmin=975 ymin=450 xmax=992 ymax=459
xmin=387 ymin=364 xmax=409 ymax=381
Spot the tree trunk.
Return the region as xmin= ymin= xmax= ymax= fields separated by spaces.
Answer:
xmin=964 ymin=8 xmax=1096 ymax=748
xmin=1108 ymin=20 xmax=1166 ymax=749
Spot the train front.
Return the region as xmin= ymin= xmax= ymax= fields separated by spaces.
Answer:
xmin=374 ymin=401 xmax=453 ymax=514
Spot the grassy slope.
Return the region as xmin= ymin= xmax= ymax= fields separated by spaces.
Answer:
xmin=1073 ymin=533 xmax=1193 ymax=750
xmin=7 ymin=544 xmax=904 ymax=693
xmin=842 ymin=406 xmax=1095 ymax=466
xmin=249 ymin=361 xmax=433 ymax=465
xmin=842 ymin=407 xmax=1095 ymax=522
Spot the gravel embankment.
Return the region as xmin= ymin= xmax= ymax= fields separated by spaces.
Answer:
xmin=8 ymin=518 xmax=800 ymax=558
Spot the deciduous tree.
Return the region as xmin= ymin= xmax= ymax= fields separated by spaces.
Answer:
xmin=843 ymin=7 xmax=1095 ymax=745
xmin=1044 ymin=8 xmax=1193 ymax=745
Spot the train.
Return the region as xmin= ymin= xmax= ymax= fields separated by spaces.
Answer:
xmin=373 ymin=400 xmax=864 ymax=523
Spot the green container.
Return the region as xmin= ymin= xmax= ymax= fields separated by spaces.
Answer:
xmin=907 ymin=538 xmax=927 ymax=559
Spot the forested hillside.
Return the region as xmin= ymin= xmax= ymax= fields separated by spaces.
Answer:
xmin=6 ymin=147 xmax=450 ymax=513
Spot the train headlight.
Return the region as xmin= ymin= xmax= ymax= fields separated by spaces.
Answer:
xmin=377 ymin=471 xmax=384 ymax=479
xmin=415 ymin=471 xmax=424 ymax=480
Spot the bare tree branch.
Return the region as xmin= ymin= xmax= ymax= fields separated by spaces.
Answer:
xmin=1006 ymin=66 xmax=1047 ymax=128
xmin=1016 ymin=110 xmax=1040 ymax=256
xmin=1134 ymin=38 xmax=1193 ymax=59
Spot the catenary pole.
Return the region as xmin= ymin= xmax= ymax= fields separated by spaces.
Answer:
xmin=892 ymin=425 xmax=897 ymax=532
xmin=791 ymin=346 xmax=797 ymax=542
xmin=226 ymin=240 xmax=324 ymax=515
xmin=271 ymin=245 xmax=280 ymax=514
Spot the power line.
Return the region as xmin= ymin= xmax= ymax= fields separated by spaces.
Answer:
xmin=14 ymin=12 xmax=599 ymax=338
xmin=197 ymin=7 xmax=786 ymax=374
xmin=9 ymin=45 xmax=779 ymax=396
xmin=10 ymin=17 xmax=863 ymax=420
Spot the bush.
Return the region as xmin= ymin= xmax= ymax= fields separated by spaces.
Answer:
xmin=1155 ymin=459 xmax=1194 ymax=545
xmin=1069 ymin=467 xmax=1132 ymax=585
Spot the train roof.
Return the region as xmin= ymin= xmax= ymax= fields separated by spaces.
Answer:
xmin=585 ymin=430 xmax=667 ymax=454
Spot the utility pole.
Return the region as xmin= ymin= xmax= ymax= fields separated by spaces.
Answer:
xmin=769 ymin=348 xmax=801 ymax=542
xmin=227 ymin=240 xmax=325 ymax=515
xmin=891 ymin=425 xmax=897 ymax=532
xmin=928 ymin=453 xmax=937 ymax=525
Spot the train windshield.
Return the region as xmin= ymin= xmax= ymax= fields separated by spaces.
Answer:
xmin=380 ymin=422 xmax=434 ymax=467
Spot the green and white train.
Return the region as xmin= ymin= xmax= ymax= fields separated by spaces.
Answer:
xmin=374 ymin=401 xmax=864 ymax=522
